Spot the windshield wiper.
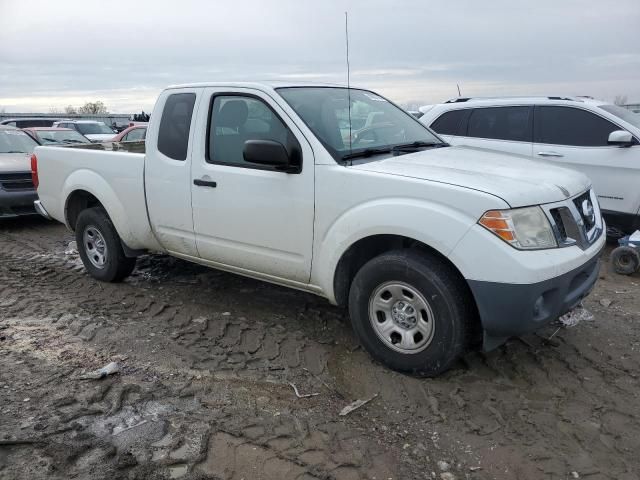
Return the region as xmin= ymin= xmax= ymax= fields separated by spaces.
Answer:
xmin=341 ymin=147 xmax=393 ymax=161
xmin=2 ymin=150 xmax=27 ymax=154
xmin=341 ymin=141 xmax=448 ymax=162
xmin=391 ymin=141 xmax=447 ymax=152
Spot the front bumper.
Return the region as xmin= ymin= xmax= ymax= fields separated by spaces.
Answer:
xmin=469 ymin=247 xmax=603 ymax=350
xmin=0 ymin=188 xmax=38 ymax=218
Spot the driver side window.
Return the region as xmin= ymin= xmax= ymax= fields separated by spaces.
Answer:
xmin=207 ymin=95 xmax=300 ymax=168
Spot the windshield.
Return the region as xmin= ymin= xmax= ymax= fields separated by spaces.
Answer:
xmin=76 ymin=123 xmax=114 ymax=135
xmin=599 ymin=104 xmax=640 ymax=129
xmin=277 ymin=87 xmax=443 ymax=161
xmin=0 ymin=129 xmax=39 ymax=153
xmin=36 ymin=130 xmax=90 ymax=144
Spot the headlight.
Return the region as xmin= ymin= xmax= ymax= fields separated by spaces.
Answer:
xmin=479 ymin=207 xmax=557 ymax=250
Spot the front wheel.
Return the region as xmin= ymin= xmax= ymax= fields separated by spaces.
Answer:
xmin=75 ymin=207 xmax=136 ymax=282
xmin=348 ymin=249 xmax=474 ymax=377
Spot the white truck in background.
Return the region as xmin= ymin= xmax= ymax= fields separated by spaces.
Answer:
xmin=32 ymin=82 xmax=605 ymax=376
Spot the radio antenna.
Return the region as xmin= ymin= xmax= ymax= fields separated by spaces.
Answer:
xmin=345 ymin=11 xmax=353 ymax=159
xmin=456 ymin=83 xmax=462 ymax=97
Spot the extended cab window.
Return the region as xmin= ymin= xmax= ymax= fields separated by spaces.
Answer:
xmin=208 ymin=95 xmax=300 ymax=168
xmin=535 ymin=106 xmax=620 ymax=147
xmin=157 ymin=93 xmax=196 ymax=161
xmin=430 ymin=109 xmax=468 ymax=135
xmin=467 ymin=106 xmax=531 ymax=142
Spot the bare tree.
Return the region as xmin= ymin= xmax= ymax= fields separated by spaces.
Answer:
xmin=614 ymin=95 xmax=628 ymax=106
xmin=65 ymin=105 xmax=78 ymax=115
xmin=49 ymin=106 xmax=62 ymax=114
xmin=78 ymin=101 xmax=108 ymax=115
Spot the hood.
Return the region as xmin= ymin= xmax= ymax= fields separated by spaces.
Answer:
xmin=85 ymin=134 xmax=116 ymax=142
xmin=351 ymin=146 xmax=591 ymax=207
xmin=0 ymin=152 xmax=31 ymax=173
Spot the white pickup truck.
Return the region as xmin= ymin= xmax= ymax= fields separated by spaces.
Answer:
xmin=33 ymin=82 xmax=605 ymax=376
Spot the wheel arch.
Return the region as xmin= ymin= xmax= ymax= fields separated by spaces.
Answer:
xmin=61 ymin=170 xmax=147 ymax=250
xmin=332 ymin=233 xmax=482 ymax=349
xmin=65 ymin=189 xmax=103 ymax=231
xmin=332 ymin=234 xmax=471 ymax=307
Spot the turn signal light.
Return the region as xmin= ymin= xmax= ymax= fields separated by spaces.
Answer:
xmin=479 ymin=211 xmax=515 ymax=243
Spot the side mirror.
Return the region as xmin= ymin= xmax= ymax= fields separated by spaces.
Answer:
xmin=243 ymin=140 xmax=293 ymax=170
xmin=608 ymin=130 xmax=634 ymax=147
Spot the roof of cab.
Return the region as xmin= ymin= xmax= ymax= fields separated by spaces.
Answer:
xmin=164 ymin=81 xmax=352 ymax=91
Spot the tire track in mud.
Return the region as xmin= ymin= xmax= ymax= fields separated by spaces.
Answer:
xmin=0 ymin=228 xmax=336 ymax=380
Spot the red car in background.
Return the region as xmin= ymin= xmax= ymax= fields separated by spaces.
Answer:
xmin=112 ymin=124 xmax=147 ymax=142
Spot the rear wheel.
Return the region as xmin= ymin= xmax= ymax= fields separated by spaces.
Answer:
xmin=75 ymin=207 xmax=136 ymax=282
xmin=348 ymin=249 xmax=474 ymax=376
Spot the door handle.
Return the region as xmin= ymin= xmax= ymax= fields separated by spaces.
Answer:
xmin=193 ymin=179 xmax=217 ymax=188
xmin=536 ymin=151 xmax=564 ymax=158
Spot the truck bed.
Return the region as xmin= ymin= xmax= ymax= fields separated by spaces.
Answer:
xmin=35 ymin=141 xmax=160 ymax=251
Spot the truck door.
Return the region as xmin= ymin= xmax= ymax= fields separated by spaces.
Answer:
xmin=145 ymin=89 xmax=200 ymax=256
xmin=190 ymin=88 xmax=314 ymax=283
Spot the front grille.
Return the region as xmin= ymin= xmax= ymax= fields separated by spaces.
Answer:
xmin=545 ymin=189 xmax=601 ymax=250
xmin=0 ymin=204 xmax=37 ymax=217
xmin=0 ymin=173 xmax=34 ymax=191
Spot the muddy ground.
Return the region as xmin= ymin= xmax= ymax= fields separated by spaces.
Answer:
xmin=0 ymin=217 xmax=638 ymax=480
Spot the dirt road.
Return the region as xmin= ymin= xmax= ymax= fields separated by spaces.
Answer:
xmin=1 ymin=217 xmax=639 ymax=480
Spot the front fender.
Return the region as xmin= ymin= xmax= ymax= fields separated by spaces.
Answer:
xmin=312 ymin=197 xmax=478 ymax=303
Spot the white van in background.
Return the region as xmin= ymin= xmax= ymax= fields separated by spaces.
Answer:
xmin=420 ymin=97 xmax=640 ymax=237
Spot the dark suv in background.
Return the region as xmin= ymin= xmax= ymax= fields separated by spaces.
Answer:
xmin=0 ymin=118 xmax=60 ymax=128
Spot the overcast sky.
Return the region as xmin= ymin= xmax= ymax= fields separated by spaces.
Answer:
xmin=1 ymin=0 xmax=639 ymax=113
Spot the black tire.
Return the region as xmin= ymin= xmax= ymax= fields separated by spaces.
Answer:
xmin=611 ymin=246 xmax=640 ymax=275
xmin=75 ymin=207 xmax=136 ymax=282
xmin=348 ymin=249 xmax=474 ymax=377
